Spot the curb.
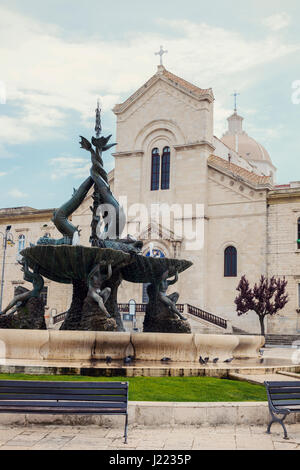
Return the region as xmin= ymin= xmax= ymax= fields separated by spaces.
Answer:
xmin=0 ymin=401 xmax=299 ymax=427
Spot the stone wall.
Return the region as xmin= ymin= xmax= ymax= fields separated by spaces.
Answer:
xmin=266 ymin=193 xmax=300 ymax=334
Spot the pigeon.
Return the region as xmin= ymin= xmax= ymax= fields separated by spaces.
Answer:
xmin=213 ymin=358 xmax=219 ymax=364
xmin=199 ymin=356 xmax=206 ymax=365
xmin=105 ymin=356 xmax=112 ymax=364
xmin=204 ymin=357 xmax=209 ymax=363
xmin=224 ymin=358 xmax=234 ymax=363
xmin=161 ymin=357 xmax=172 ymax=362
xmin=259 ymin=358 xmax=264 ymax=364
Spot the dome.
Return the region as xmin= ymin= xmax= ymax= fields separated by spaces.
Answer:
xmin=221 ymin=112 xmax=272 ymax=165
xmin=221 ymin=133 xmax=272 ymax=164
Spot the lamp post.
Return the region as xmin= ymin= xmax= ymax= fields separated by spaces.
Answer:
xmin=0 ymin=225 xmax=14 ymax=313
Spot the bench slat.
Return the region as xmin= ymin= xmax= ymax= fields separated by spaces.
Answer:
xmin=0 ymin=400 xmax=127 ymax=409
xmin=0 ymin=408 xmax=127 ymax=415
xmin=272 ymin=399 xmax=300 ymax=406
xmin=270 ymin=393 xmax=300 ymax=400
xmin=0 ymin=394 xmax=127 ymax=402
xmin=268 ymin=388 xmax=300 ymax=395
xmin=265 ymin=381 xmax=300 ymax=388
xmin=0 ymin=388 xmax=127 ymax=396
xmin=0 ymin=380 xmax=128 ymax=390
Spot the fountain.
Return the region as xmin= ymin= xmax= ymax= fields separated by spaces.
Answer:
xmin=0 ymin=106 xmax=268 ymax=373
xmin=0 ymin=109 xmax=192 ymax=335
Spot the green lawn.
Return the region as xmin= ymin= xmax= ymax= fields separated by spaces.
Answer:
xmin=0 ymin=374 xmax=267 ymax=402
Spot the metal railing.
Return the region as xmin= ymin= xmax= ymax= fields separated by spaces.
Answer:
xmin=52 ymin=303 xmax=227 ymax=329
xmin=186 ymin=304 xmax=227 ymax=329
xmin=53 ymin=311 xmax=67 ymax=325
xmin=118 ymin=303 xmax=147 ymax=313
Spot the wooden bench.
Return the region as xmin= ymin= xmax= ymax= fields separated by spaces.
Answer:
xmin=264 ymin=381 xmax=300 ymax=439
xmin=0 ymin=380 xmax=129 ymax=443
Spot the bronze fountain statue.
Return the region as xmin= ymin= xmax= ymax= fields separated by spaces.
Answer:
xmin=0 ymin=104 xmax=193 ymax=333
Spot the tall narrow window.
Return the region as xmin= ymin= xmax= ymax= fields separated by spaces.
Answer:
xmin=224 ymin=246 xmax=237 ymax=277
xmin=151 ymin=148 xmax=160 ymax=191
xmin=18 ymin=234 xmax=25 ymax=253
xmin=161 ymin=146 xmax=170 ymax=190
xmin=297 ymin=218 xmax=300 ymax=249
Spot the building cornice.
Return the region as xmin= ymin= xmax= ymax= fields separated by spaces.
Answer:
xmin=268 ymin=190 xmax=300 ymax=205
xmin=174 ymin=141 xmax=216 ymax=152
xmin=112 ymin=150 xmax=144 ymax=158
xmin=0 ymin=208 xmax=54 ymax=224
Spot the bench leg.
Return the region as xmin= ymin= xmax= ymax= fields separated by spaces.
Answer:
xmin=124 ymin=413 xmax=128 ymax=444
xmin=266 ymin=411 xmax=289 ymax=440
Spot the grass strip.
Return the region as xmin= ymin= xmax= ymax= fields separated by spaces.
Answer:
xmin=0 ymin=373 xmax=267 ymax=402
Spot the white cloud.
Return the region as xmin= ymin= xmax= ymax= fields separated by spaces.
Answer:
xmin=8 ymin=188 xmax=28 ymax=199
xmin=262 ymin=13 xmax=291 ymax=31
xmin=0 ymin=7 xmax=298 ymax=151
xmin=49 ymin=156 xmax=90 ymax=180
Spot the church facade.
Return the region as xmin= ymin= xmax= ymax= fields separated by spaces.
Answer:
xmin=1 ymin=65 xmax=300 ymax=335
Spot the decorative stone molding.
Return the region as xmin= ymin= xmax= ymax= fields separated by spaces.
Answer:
xmin=112 ymin=150 xmax=144 ymax=158
xmin=174 ymin=141 xmax=215 ymax=152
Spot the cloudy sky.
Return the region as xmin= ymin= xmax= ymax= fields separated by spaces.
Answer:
xmin=0 ymin=0 xmax=300 ymax=209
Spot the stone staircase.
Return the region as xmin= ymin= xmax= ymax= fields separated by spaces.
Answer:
xmin=265 ymin=334 xmax=300 ymax=347
xmin=51 ymin=303 xmax=230 ymax=334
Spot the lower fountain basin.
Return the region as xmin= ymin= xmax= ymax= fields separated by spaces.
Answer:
xmin=0 ymin=329 xmax=264 ymax=362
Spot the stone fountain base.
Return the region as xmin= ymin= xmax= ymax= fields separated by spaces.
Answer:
xmin=0 ymin=329 xmax=264 ymax=363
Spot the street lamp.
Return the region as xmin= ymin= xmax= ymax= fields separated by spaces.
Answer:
xmin=0 ymin=225 xmax=14 ymax=313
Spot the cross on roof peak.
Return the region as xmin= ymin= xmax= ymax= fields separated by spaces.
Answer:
xmin=155 ymin=46 xmax=168 ymax=66
xmin=231 ymin=91 xmax=240 ymax=113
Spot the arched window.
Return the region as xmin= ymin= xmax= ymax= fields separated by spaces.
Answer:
xmin=151 ymin=148 xmax=160 ymax=191
xmin=297 ymin=218 xmax=300 ymax=249
xmin=161 ymin=146 xmax=170 ymax=190
xmin=224 ymin=246 xmax=237 ymax=277
xmin=18 ymin=234 xmax=25 ymax=253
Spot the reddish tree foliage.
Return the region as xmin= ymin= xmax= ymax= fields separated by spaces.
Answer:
xmin=235 ymin=275 xmax=288 ymax=336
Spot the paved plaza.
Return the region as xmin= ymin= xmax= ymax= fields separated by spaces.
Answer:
xmin=0 ymin=423 xmax=299 ymax=450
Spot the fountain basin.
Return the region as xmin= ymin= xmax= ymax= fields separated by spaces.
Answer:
xmin=121 ymin=256 xmax=192 ymax=283
xmin=0 ymin=329 xmax=264 ymax=363
xmin=233 ymin=335 xmax=265 ymax=359
xmin=21 ymin=245 xmax=133 ymax=284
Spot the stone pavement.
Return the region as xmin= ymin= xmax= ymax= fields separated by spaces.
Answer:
xmin=0 ymin=423 xmax=299 ymax=450
xmin=229 ymin=372 xmax=300 ymax=385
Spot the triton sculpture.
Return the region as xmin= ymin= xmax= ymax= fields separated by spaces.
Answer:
xmin=0 ymin=259 xmax=46 ymax=329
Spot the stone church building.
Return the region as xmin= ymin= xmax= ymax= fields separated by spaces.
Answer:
xmin=1 ymin=65 xmax=300 ymax=335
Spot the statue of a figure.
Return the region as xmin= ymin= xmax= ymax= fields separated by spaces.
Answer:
xmin=0 ymin=259 xmax=44 ymax=316
xmin=86 ymin=263 xmax=112 ymax=318
xmin=158 ymin=270 xmax=187 ymax=321
xmin=80 ymin=135 xmax=126 ymax=241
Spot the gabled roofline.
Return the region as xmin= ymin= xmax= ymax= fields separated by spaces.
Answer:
xmin=113 ymin=66 xmax=214 ymax=115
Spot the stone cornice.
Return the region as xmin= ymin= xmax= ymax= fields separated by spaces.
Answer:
xmin=268 ymin=189 xmax=300 ymax=204
xmin=174 ymin=141 xmax=216 ymax=152
xmin=0 ymin=208 xmax=54 ymax=223
xmin=112 ymin=150 xmax=144 ymax=158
